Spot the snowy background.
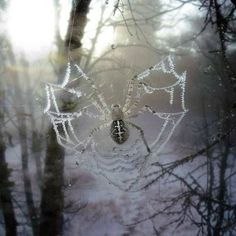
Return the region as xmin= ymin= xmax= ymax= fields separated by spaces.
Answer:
xmin=0 ymin=0 xmax=236 ymax=235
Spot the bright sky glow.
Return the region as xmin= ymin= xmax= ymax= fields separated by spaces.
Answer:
xmin=59 ymin=0 xmax=71 ymax=39
xmin=6 ymin=0 xmax=200 ymax=59
xmin=7 ymin=0 xmax=55 ymax=57
xmin=157 ymin=0 xmax=201 ymax=38
xmin=6 ymin=0 xmax=115 ymax=59
xmin=81 ymin=0 xmax=115 ymax=56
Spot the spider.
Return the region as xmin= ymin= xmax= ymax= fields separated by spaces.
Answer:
xmin=44 ymin=55 xmax=187 ymax=156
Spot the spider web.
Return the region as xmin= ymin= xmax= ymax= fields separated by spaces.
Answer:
xmin=44 ymin=55 xmax=188 ymax=191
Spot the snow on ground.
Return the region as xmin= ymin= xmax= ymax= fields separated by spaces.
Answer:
xmin=4 ymin=139 xmax=203 ymax=235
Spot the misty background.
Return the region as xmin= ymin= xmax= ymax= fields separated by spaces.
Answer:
xmin=0 ymin=0 xmax=236 ymax=235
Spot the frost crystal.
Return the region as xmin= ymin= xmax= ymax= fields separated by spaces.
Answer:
xmin=44 ymin=55 xmax=188 ymax=191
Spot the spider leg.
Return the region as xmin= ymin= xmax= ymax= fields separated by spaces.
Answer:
xmin=123 ymin=61 xmax=161 ymax=117
xmin=80 ymin=121 xmax=111 ymax=153
xmin=135 ymin=104 xmax=186 ymax=151
xmin=71 ymin=122 xmax=109 ymax=153
xmin=141 ymin=104 xmax=186 ymax=120
xmin=126 ymin=121 xmax=151 ymax=154
xmin=123 ymin=80 xmax=143 ymax=117
xmin=123 ymin=78 xmax=135 ymax=113
xmin=127 ymin=111 xmax=144 ymax=119
xmin=79 ymin=105 xmax=103 ymax=120
xmin=141 ymin=104 xmax=165 ymax=118
xmin=74 ymin=64 xmax=110 ymax=117
xmin=88 ymin=122 xmax=110 ymax=138
xmin=123 ymin=55 xmax=185 ymax=118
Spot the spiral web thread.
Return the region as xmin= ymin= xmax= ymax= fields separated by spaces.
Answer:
xmin=129 ymin=54 xmax=188 ymax=154
xmin=44 ymin=63 xmax=95 ymax=153
xmin=43 ymin=55 xmax=188 ymax=191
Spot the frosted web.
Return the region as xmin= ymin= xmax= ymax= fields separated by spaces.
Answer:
xmin=134 ymin=55 xmax=187 ymax=154
xmin=44 ymin=55 xmax=188 ymax=191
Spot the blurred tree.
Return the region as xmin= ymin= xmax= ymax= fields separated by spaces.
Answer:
xmin=0 ymin=1 xmax=40 ymax=234
xmin=0 ymin=5 xmax=17 ymax=235
xmin=0 ymin=5 xmax=17 ymax=236
xmin=7 ymin=45 xmax=39 ymax=236
xmin=0 ymin=75 xmax=17 ymax=236
xmin=39 ymin=1 xmax=91 ymax=235
xmin=181 ymin=0 xmax=236 ymax=90
xmin=120 ymin=0 xmax=236 ymax=234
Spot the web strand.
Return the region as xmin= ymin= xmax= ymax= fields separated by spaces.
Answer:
xmin=44 ymin=54 xmax=188 ymax=191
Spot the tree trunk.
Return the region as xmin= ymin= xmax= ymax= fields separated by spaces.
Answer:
xmin=65 ymin=0 xmax=92 ymax=51
xmin=28 ymin=84 xmax=43 ymax=185
xmin=18 ymin=125 xmax=38 ymax=236
xmin=39 ymin=1 xmax=92 ymax=235
xmin=7 ymin=46 xmax=39 ymax=236
xmin=39 ymin=126 xmax=65 ymax=236
xmin=0 ymin=91 xmax=17 ymax=236
xmin=213 ymin=103 xmax=231 ymax=236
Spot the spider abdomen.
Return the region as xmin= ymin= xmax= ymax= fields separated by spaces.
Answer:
xmin=110 ymin=120 xmax=129 ymax=144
